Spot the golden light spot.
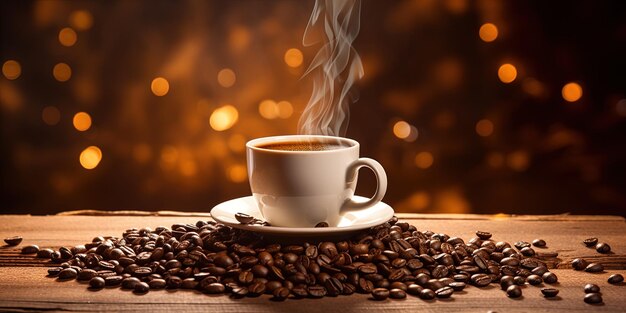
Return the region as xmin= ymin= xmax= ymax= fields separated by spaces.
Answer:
xmin=507 ymin=150 xmax=530 ymax=171
xmin=58 ymin=27 xmax=77 ymax=47
xmin=277 ymin=101 xmax=293 ymax=119
xmin=479 ymin=23 xmax=498 ymax=42
xmin=228 ymin=164 xmax=247 ymax=183
xmin=42 ymin=106 xmax=60 ymax=125
xmin=498 ymin=63 xmax=517 ymax=83
xmin=404 ymin=125 xmax=419 ymax=142
xmin=72 ymin=112 xmax=91 ymax=131
xmin=228 ymin=134 xmax=247 ymax=152
xmin=132 ymin=144 xmax=152 ymax=163
xmin=408 ymin=192 xmax=431 ymax=210
xmin=229 ymin=26 xmax=251 ymax=52
xmin=562 ymin=82 xmax=583 ymax=102
xmin=475 ymin=119 xmax=494 ymax=137
xmin=53 ymin=63 xmax=72 ymax=82
xmin=415 ymin=152 xmax=434 ymax=169
xmin=2 ymin=60 xmax=21 ymax=80
xmin=217 ymin=68 xmax=236 ymax=88
xmin=259 ymin=100 xmax=279 ymax=119
xmin=180 ymin=160 xmax=197 ymax=177
xmin=284 ymin=48 xmax=304 ymax=68
xmin=79 ymin=146 xmax=102 ymax=170
xmin=393 ymin=121 xmax=411 ymax=139
xmin=69 ymin=10 xmax=93 ymax=30
xmin=150 ymin=77 xmax=169 ymax=96
xmin=160 ymin=146 xmax=178 ymax=163
xmin=522 ymin=78 xmax=546 ymax=98
xmin=486 ymin=152 xmax=504 ymax=168
xmin=444 ymin=0 xmax=468 ymax=14
xmin=210 ymin=104 xmax=239 ymax=131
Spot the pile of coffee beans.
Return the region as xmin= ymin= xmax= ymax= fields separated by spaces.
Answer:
xmin=16 ymin=217 xmax=622 ymax=303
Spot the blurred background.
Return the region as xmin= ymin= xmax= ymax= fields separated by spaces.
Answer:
xmin=1 ymin=0 xmax=625 ymax=216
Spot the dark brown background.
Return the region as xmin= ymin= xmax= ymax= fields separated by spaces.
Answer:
xmin=1 ymin=0 xmax=625 ymax=215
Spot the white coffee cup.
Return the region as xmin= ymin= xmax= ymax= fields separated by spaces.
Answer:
xmin=246 ymin=135 xmax=387 ymax=227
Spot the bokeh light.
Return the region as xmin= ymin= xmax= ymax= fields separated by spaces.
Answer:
xmin=415 ymin=152 xmax=434 ymax=169
xmin=217 ymin=68 xmax=236 ymax=88
xmin=479 ymin=23 xmax=498 ymax=42
xmin=79 ymin=146 xmax=102 ymax=170
xmin=2 ymin=60 xmax=21 ymax=80
xmin=180 ymin=160 xmax=197 ymax=177
xmin=562 ymin=82 xmax=583 ymax=102
xmin=227 ymin=134 xmax=247 ymax=152
xmin=132 ymin=144 xmax=152 ymax=163
xmin=475 ymin=119 xmax=494 ymax=137
xmin=53 ymin=63 xmax=72 ymax=82
xmin=69 ymin=10 xmax=93 ymax=30
xmin=42 ymin=106 xmax=61 ymax=126
xmin=210 ymin=104 xmax=239 ymax=131
xmin=616 ymin=99 xmax=626 ymax=117
xmin=258 ymin=100 xmax=279 ymax=119
xmin=228 ymin=164 xmax=247 ymax=183
xmin=393 ymin=121 xmax=412 ymax=139
xmin=276 ymin=101 xmax=294 ymax=119
xmin=151 ymin=77 xmax=169 ymax=96
xmin=284 ymin=48 xmax=304 ymax=68
xmin=498 ymin=63 xmax=517 ymax=83
xmin=507 ymin=150 xmax=530 ymax=171
xmin=72 ymin=112 xmax=92 ymax=131
xmin=486 ymin=152 xmax=505 ymax=168
xmin=58 ymin=27 xmax=77 ymax=47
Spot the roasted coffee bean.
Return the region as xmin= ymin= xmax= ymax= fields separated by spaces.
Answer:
xmin=231 ymin=287 xmax=248 ymax=298
xmin=324 ymin=277 xmax=343 ymax=296
xmin=608 ymin=274 xmax=624 ymax=284
xmin=372 ymin=288 xmax=389 ymax=300
xmin=4 ymin=236 xmax=22 ymax=246
xmin=89 ymin=277 xmax=105 ymax=289
xmin=583 ymin=237 xmax=598 ymax=247
xmin=58 ymin=268 xmax=78 ymax=280
xmin=235 ymin=213 xmax=255 ymax=224
xmin=449 ymin=282 xmax=466 ymax=291
xmin=238 ymin=271 xmax=254 ymax=285
xmin=148 ymin=279 xmax=166 ymax=289
xmin=571 ymin=258 xmax=588 ymax=271
xmin=419 ymin=288 xmax=436 ymax=300
xmin=47 ymin=267 xmax=62 ymax=277
xmin=407 ymin=284 xmax=423 ymax=295
xmin=308 ymin=286 xmax=327 ymax=298
xmin=272 ymin=287 xmax=290 ymax=301
xmin=470 ymin=273 xmax=491 ymax=287
xmin=166 ymin=276 xmax=183 ymax=289
xmin=248 ymin=281 xmax=266 ymax=296
xmin=214 ymin=255 xmax=234 ymax=268
xmin=584 ymin=293 xmax=603 ymax=304
xmin=520 ymin=247 xmax=535 ymax=257
xmin=500 ymin=276 xmax=515 ymax=290
xmin=584 ymin=284 xmax=600 ymax=293
xmin=435 ymin=286 xmax=454 ymax=298
xmin=506 ymin=285 xmax=522 ymax=298
xmin=513 ymin=276 xmax=525 ymax=286
xmin=21 ymin=244 xmax=39 ymax=254
xmin=542 ymin=272 xmax=558 ymax=284
xmin=77 ymin=269 xmax=98 ymax=281
xmin=204 ymin=282 xmax=225 ymax=294
xmin=532 ymin=239 xmax=546 ymax=247
xmin=134 ymin=282 xmax=150 ymax=294
xmin=595 ymin=243 xmax=611 ymax=254
xmin=475 ymin=231 xmax=492 ymax=240
xmin=182 ymin=278 xmax=198 ymax=289
xmin=105 ymin=275 xmax=123 ymax=286
xmin=585 ymin=263 xmax=604 ymax=273
xmin=122 ymin=277 xmax=141 ymax=289
xmin=541 ymin=288 xmax=559 ymax=297
xmin=389 ymin=288 xmax=406 ymax=299
xmin=527 ymin=274 xmax=542 ymax=285
xmin=315 ymin=222 xmax=329 ymax=228
xmin=319 ymin=242 xmax=338 ymax=258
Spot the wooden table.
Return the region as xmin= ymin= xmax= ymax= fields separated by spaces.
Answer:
xmin=1 ymin=213 xmax=625 ymax=312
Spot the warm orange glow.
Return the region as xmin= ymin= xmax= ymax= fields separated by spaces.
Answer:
xmin=507 ymin=150 xmax=530 ymax=171
xmin=228 ymin=164 xmax=247 ymax=183
xmin=486 ymin=152 xmax=504 ymax=168
xmin=160 ymin=146 xmax=179 ymax=163
xmin=498 ymin=63 xmax=517 ymax=83
xmin=479 ymin=23 xmax=498 ymax=42
xmin=217 ymin=68 xmax=236 ymax=88
xmin=72 ymin=112 xmax=92 ymax=131
xmin=42 ymin=106 xmax=60 ymax=126
xmin=210 ymin=105 xmax=239 ymax=131
xmin=180 ymin=160 xmax=197 ymax=177
xmin=476 ymin=119 xmax=494 ymax=137
xmin=70 ymin=10 xmax=93 ymax=30
xmin=408 ymin=192 xmax=431 ymax=210
xmin=79 ymin=146 xmax=102 ymax=170
xmin=58 ymin=27 xmax=77 ymax=47
xmin=277 ymin=101 xmax=293 ymax=119
xmin=151 ymin=77 xmax=169 ymax=96
xmin=259 ymin=100 xmax=279 ymax=119
xmin=53 ymin=63 xmax=72 ymax=82
xmin=227 ymin=134 xmax=247 ymax=152
xmin=2 ymin=60 xmax=21 ymax=80
xmin=132 ymin=144 xmax=152 ymax=163
xmin=415 ymin=152 xmax=434 ymax=169
xmin=284 ymin=48 xmax=304 ymax=68
xmin=562 ymin=82 xmax=583 ymax=102
xmin=393 ymin=121 xmax=411 ymax=139
xmin=522 ymin=78 xmax=546 ymax=98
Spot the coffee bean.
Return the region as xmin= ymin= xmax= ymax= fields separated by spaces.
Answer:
xmin=4 ymin=236 xmax=22 ymax=246
xmin=542 ymin=272 xmax=558 ymax=284
xmin=585 ymin=263 xmax=604 ymax=273
xmin=89 ymin=277 xmax=105 ymax=289
xmin=47 ymin=267 xmax=62 ymax=277
xmin=77 ymin=269 xmax=98 ymax=281
xmin=608 ymin=274 xmax=624 ymax=284
xmin=148 ymin=279 xmax=166 ymax=289
xmin=419 ymin=288 xmax=436 ymax=300
xmin=204 ymin=283 xmax=225 ymax=294
xmin=21 ymin=244 xmax=39 ymax=254
xmin=324 ymin=277 xmax=343 ymax=296
xmin=235 ymin=212 xmax=255 ymax=224
xmin=372 ymin=288 xmax=389 ymax=300
xmin=513 ymin=276 xmax=526 ymax=286
xmin=105 ymin=275 xmax=123 ymax=286
xmin=134 ymin=282 xmax=150 ymax=294
xmin=520 ymin=247 xmax=535 ymax=257
xmin=541 ymin=288 xmax=559 ymax=297
xmin=584 ymin=293 xmax=603 ymax=304
xmin=449 ymin=282 xmax=466 ymax=292
xmin=526 ymin=274 xmax=542 ymax=285
xmin=571 ymin=258 xmax=588 ymax=271
xmin=319 ymin=242 xmax=338 ymax=258
xmin=475 ymin=231 xmax=492 ymax=240
xmin=595 ymin=243 xmax=611 ymax=254
xmin=272 ymin=287 xmax=290 ymax=301
xmin=248 ymin=281 xmax=266 ymax=296
xmin=470 ymin=273 xmax=491 ymax=287
xmin=435 ymin=286 xmax=454 ymax=298
xmin=532 ymin=266 xmax=548 ymax=276
xmin=231 ymin=287 xmax=248 ymax=298
xmin=506 ymin=285 xmax=522 ymax=298
xmin=584 ymin=284 xmax=600 ymax=293
xmin=315 ymin=222 xmax=329 ymax=228
xmin=214 ymin=255 xmax=234 ymax=268
xmin=37 ymin=248 xmax=54 ymax=258
xmin=407 ymin=284 xmax=423 ymax=295
xmin=238 ymin=271 xmax=254 ymax=285
xmin=583 ymin=237 xmax=598 ymax=247
xmin=58 ymin=268 xmax=78 ymax=280
xmin=307 ymin=286 xmax=327 ymax=298
xmin=532 ymin=239 xmax=546 ymax=247
xmin=389 ymin=288 xmax=406 ymax=299
xmin=182 ymin=278 xmax=198 ymax=289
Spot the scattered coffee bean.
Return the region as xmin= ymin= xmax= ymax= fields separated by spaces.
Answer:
xmin=21 ymin=244 xmax=39 ymax=254
xmin=389 ymin=288 xmax=406 ymax=299
xmin=272 ymin=287 xmax=290 ymax=301
xmin=520 ymin=247 xmax=535 ymax=257
xmin=37 ymin=248 xmax=54 ymax=258
xmin=89 ymin=277 xmax=105 ymax=290
xmin=121 ymin=277 xmax=141 ymax=289
xmin=608 ymin=274 xmax=624 ymax=284
xmin=449 ymin=282 xmax=466 ymax=291
xmin=542 ymin=272 xmax=558 ymax=284
xmin=204 ymin=283 xmax=225 ymax=294
xmin=47 ymin=267 xmax=62 ymax=277
xmin=372 ymin=288 xmax=389 ymax=300
xmin=571 ymin=258 xmax=588 ymax=271
xmin=419 ymin=288 xmax=436 ymax=300
xmin=58 ymin=268 xmax=78 ymax=280
xmin=308 ymin=286 xmax=327 ymax=298
xmin=134 ymin=282 xmax=150 ymax=294
xmin=583 ymin=237 xmax=598 ymax=247
xmin=584 ymin=293 xmax=603 ymax=304
xmin=4 ymin=236 xmax=22 ymax=246
xmin=407 ymin=284 xmax=423 ymax=295
xmin=532 ymin=239 xmax=546 ymax=247
xmin=584 ymin=284 xmax=600 ymax=293
xmin=541 ymin=288 xmax=559 ymax=297
xmin=435 ymin=286 xmax=454 ymax=298
xmin=513 ymin=276 xmax=526 ymax=286
xmin=235 ymin=213 xmax=255 ymax=224
xmin=315 ymin=222 xmax=329 ymax=228
xmin=585 ymin=263 xmax=604 ymax=273
xmin=527 ymin=275 xmax=542 ymax=285
xmin=471 ymin=273 xmax=491 ymax=287
xmin=476 ymin=231 xmax=492 ymax=240
xmin=506 ymin=285 xmax=522 ymax=298
xmin=148 ymin=279 xmax=166 ymax=289
xmin=595 ymin=243 xmax=611 ymax=254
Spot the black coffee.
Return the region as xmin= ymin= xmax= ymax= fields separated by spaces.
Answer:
xmin=257 ymin=141 xmax=346 ymax=151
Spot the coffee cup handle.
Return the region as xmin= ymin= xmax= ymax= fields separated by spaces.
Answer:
xmin=341 ymin=157 xmax=387 ymax=212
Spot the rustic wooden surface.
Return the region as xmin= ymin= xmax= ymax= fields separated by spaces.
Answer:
xmin=0 ymin=213 xmax=625 ymax=312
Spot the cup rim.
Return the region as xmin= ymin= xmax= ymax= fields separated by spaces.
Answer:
xmin=246 ymin=135 xmax=359 ymax=154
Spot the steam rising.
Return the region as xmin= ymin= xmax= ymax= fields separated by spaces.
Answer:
xmin=298 ymin=0 xmax=364 ymax=137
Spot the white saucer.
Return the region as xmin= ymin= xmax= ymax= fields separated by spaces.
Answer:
xmin=210 ymin=196 xmax=395 ymax=238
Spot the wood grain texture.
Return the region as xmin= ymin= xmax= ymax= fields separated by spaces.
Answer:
xmin=0 ymin=213 xmax=625 ymax=312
